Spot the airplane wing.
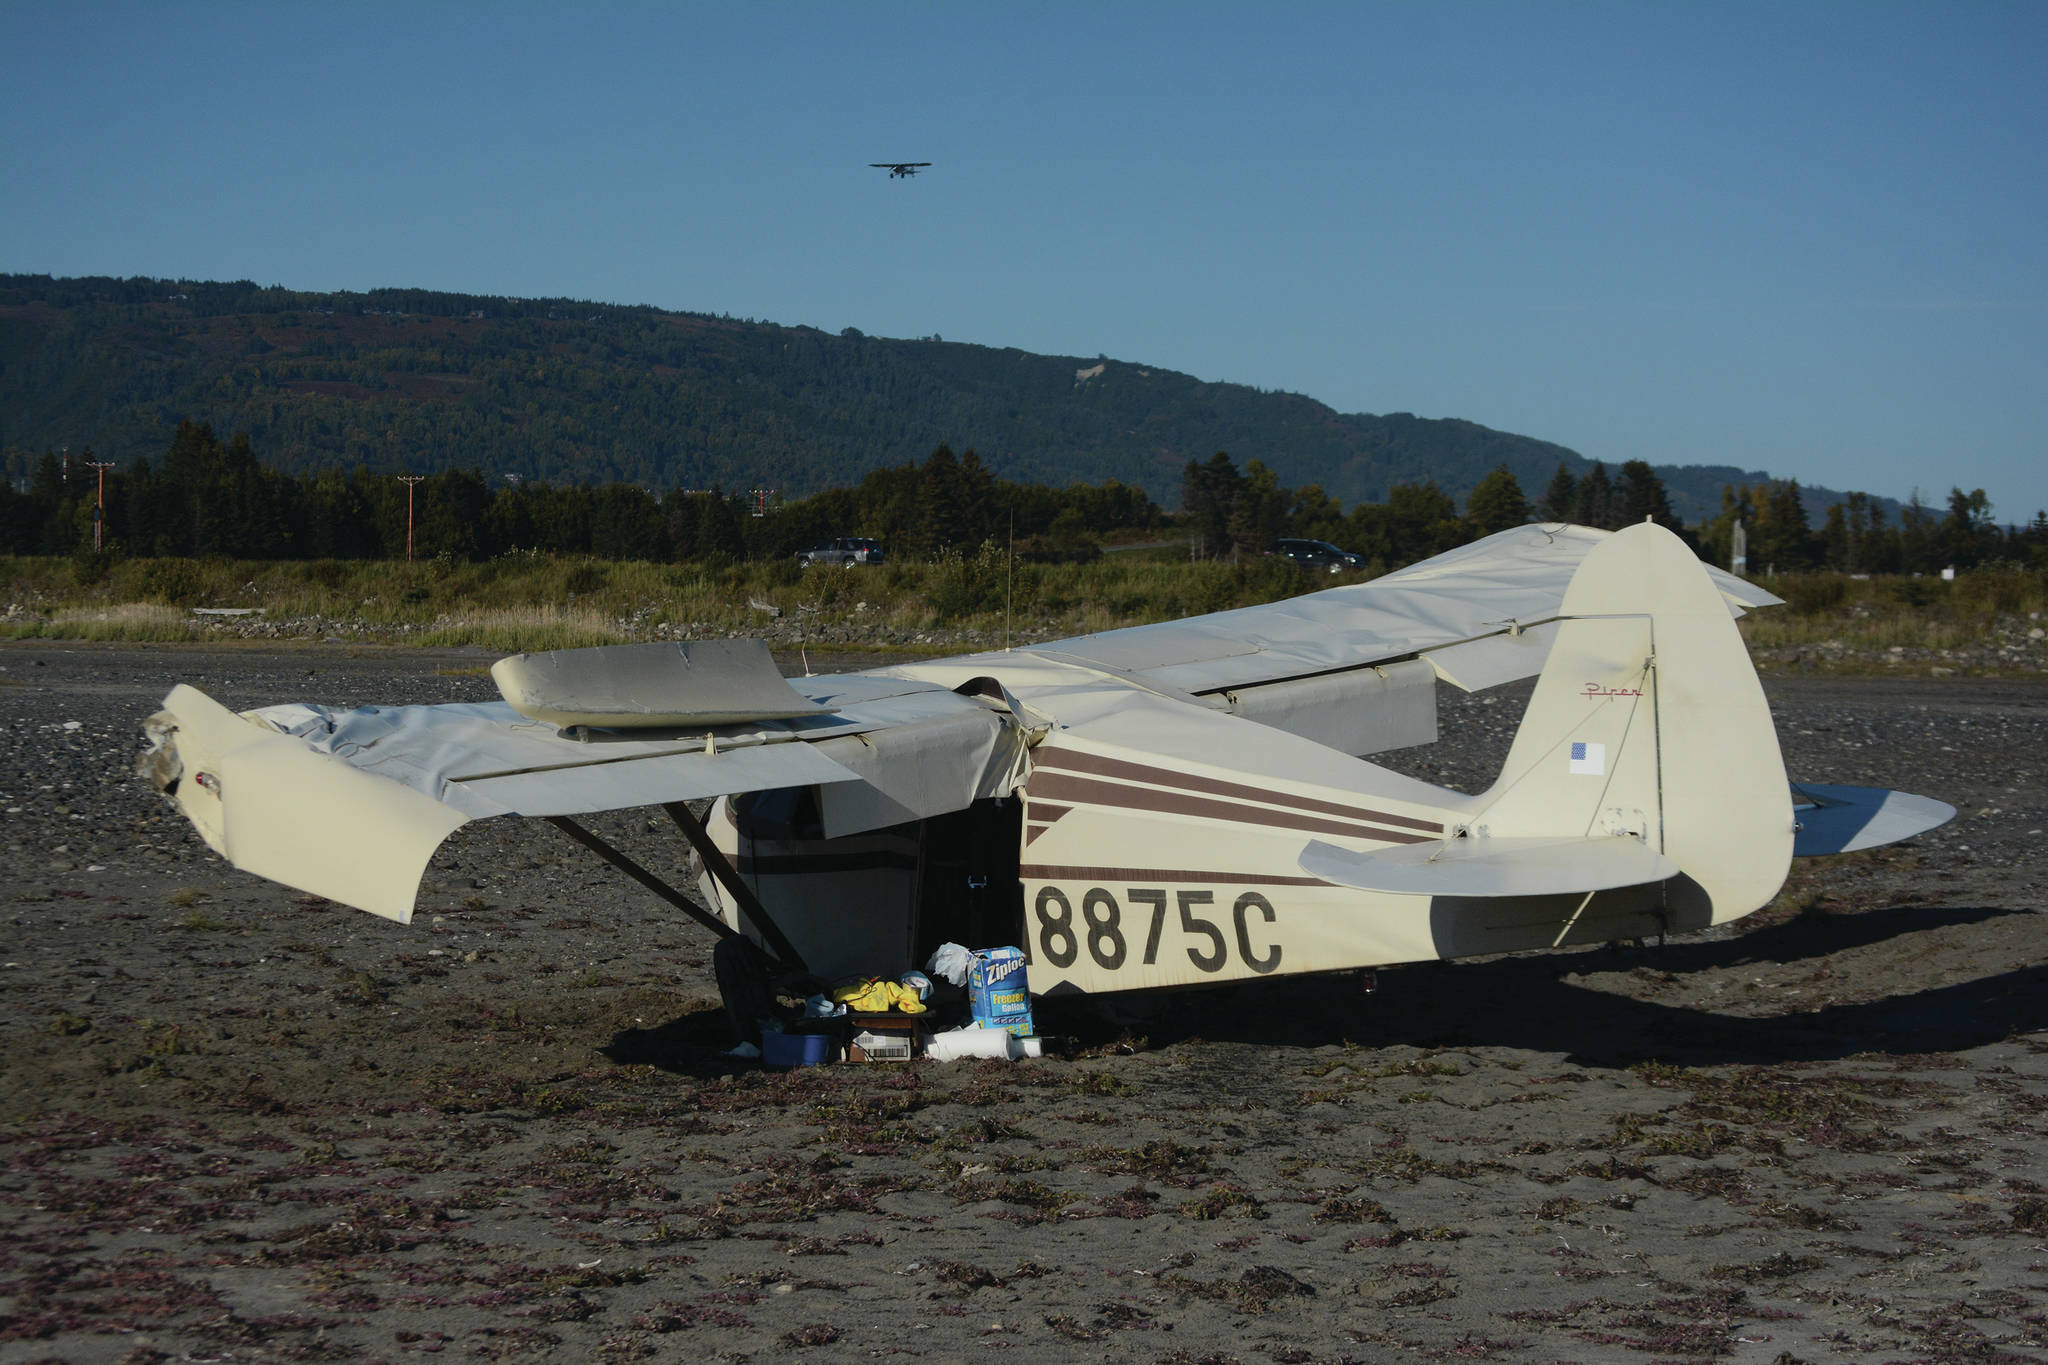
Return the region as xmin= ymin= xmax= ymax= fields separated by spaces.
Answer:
xmin=1019 ymin=523 xmax=1775 ymax=695
xmin=140 ymin=647 xmax=1033 ymax=924
xmin=884 ymin=522 xmax=1780 ymax=756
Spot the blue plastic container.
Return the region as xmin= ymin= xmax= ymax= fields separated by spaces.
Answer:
xmin=967 ymin=947 xmax=1034 ymax=1037
xmin=761 ymin=1030 xmax=836 ymax=1067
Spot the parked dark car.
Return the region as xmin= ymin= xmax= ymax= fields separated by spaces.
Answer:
xmin=1265 ymin=538 xmax=1365 ymax=574
xmin=797 ymin=536 xmax=884 ymax=567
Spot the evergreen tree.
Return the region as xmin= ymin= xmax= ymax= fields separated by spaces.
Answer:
xmin=1897 ymin=491 xmax=1937 ymax=573
xmin=957 ymin=448 xmax=996 ymax=546
xmin=413 ymin=468 xmax=492 ymax=560
xmin=696 ymin=489 xmax=746 ymax=560
xmin=1749 ymin=480 xmax=1817 ymax=572
xmin=1180 ymin=452 xmax=1240 ymax=560
xmin=590 ymin=482 xmax=665 ymax=561
xmin=1464 ymin=465 xmax=1529 ymax=535
xmin=1859 ymin=500 xmax=1897 ymax=574
xmin=1572 ymin=461 xmax=1614 ymax=529
xmin=1937 ymin=487 xmax=1995 ymax=569
xmin=1226 ymin=458 xmax=1286 ymax=558
xmin=915 ymin=445 xmax=972 ymax=554
xmin=1539 ymin=462 xmax=1577 ymax=523
xmin=1615 ymin=460 xmax=1677 ymax=529
xmin=1695 ymin=484 xmax=1756 ymax=571
xmin=1820 ymin=503 xmax=1851 ymax=570
xmin=1383 ymin=481 xmax=1463 ymax=563
xmin=2025 ymin=510 xmax=2048 ymax=571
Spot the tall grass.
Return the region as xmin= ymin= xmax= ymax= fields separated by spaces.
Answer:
xmin=412 ymin=606 xmax=628 ymax=652
xmin=22 ymin=603 xmax=196 ymax=642
xmin=2 ymin=546 xmax=1313 ymax=647
xmin=5 ymin=550 xmax=2042 ymax=666
xmin=1736 ymin=568 xmax=2047 ymax=660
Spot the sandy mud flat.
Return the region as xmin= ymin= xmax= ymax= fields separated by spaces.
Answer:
xmin=2 ymin=641 xmax=2046 ymax=1363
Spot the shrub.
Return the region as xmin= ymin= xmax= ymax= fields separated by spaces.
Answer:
xmin=1778 ymin=574 xmax=1848 ymax=615
xmin=134 ymin=558 xmax=207 ymax=605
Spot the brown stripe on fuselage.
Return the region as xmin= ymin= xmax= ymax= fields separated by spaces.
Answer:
xmin=1033 ymin=746 xmax=1443 ymax=834
xmin=1027 ymin=770 xmax=1435 ymax=845
xmin=1022 ymin=864 xmax=1330 ymax=887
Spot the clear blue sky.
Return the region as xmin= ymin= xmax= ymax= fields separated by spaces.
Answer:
xmin=5 ymin=1 xmax=2044 ymax=520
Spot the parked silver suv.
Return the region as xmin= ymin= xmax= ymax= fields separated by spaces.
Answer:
xmin=797 ymin=536 xmax=885 ymax=567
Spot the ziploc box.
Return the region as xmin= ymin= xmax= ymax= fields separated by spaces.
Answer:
xmin=967 ymin=947 xmax=1034 ymax=1038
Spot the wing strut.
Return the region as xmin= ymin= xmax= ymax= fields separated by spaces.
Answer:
xmin=662 ymin=801 xmax=809 ymax=972
xmin=545 ymin=815 xmax=737 ymax=943
xmin=542 ymin=813 xmax=806 ymax=973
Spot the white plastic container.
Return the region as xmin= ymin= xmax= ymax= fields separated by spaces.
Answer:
xmin=925 ymin=1027 xmax=1014 ymax=1062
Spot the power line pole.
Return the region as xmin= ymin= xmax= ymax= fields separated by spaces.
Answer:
xmin=396 ymin=474 xmax=425 ymax=561
xmin=85 ymin=461 xmax=116 ymax=550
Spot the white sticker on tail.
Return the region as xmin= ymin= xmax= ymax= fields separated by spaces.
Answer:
xmin=1569 ymin=741 xmax=1606 ymax=776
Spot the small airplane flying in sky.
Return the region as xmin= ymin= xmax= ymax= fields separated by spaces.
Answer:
xmin=870 ymin=162 xmax=931 ymax=178
xmin=141 ymin=522 xmax=1952 ymax=1005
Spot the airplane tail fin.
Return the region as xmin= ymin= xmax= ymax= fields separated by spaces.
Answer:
xmin=1472 ymin=521 xmax=1793 ymax=927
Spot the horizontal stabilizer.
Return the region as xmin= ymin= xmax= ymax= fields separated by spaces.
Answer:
xmin=1791 ymin=782 xmax=1956 ymax=856
xmin=1299 ymin=835 xmax=1679 ymax=898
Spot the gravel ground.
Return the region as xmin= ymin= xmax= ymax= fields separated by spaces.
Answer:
xmin=2 ymin=640 xmax=2046 ymax=1364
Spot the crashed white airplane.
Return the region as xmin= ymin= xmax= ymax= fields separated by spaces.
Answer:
xmin=140 ymin=522 xmax=1953 ymax=998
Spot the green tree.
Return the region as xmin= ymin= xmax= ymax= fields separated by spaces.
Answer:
xmin=1748 ymin=480 xmax=1817 ymax=572
xmin=1464 ymin=465 xmax=1529 ymax=535
xmin=1226 ymin=458 xmax=1286 ymax=559
xmin=1180 ymin=452 xmax=1241 ymax=560
xmin=1615 ymin=460 xmax=1677 ymax=529
xmin=1572 ymin=461 xmax=1614 ymax=529
xmin=1284 ymin=483 xmax=1346 ymax=544
xmin=1382 ymin=481 xmax=1463 ymax=563
xmin=1696 ymin=484 xmax=1756 ymax=571
xmin=590 ymin=482 xmax=666 ymax=561
xmin=1897 ymin=491 xmax=1937 ymax=573
xmin=696 ymin=489 xmax=746 ymax=560
xmin=1937 ymin=487 xmax=1996 ymax=569
xmin=915 ymin=445 xmax=974 ymax=555
xmin=1539 ymin=462 xmax=1577 ymax=523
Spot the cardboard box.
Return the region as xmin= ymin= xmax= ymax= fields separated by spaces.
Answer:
xmin=846 ymin=1014 xmax=921 ymax=1063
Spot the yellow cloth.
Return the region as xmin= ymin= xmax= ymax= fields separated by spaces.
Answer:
xmin=829 ymin=978 xmax=927 ymax=1014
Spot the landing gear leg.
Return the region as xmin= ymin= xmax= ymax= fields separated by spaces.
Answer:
xmin=713 ymin=935 xmax=776 ymax=1051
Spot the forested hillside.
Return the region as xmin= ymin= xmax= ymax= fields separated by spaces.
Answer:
xmin=1 ymin=274 xmax=1848 ymax=521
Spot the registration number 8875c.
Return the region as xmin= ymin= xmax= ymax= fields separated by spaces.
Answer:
xmin=1029 ymin=886 xmax=1281 ymax=975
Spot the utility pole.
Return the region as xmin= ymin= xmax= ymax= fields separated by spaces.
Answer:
xmin=396 ymin=474 xmax=425 ymax=561
xmin=85 ymin=461 xmax=116 ymax=550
